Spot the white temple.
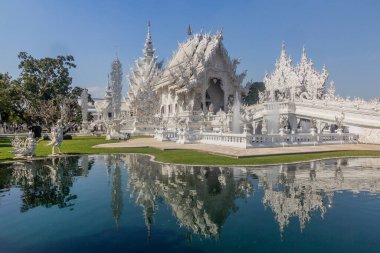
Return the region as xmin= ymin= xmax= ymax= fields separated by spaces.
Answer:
xmin=87 ymin=22 xmax=380 ymax=146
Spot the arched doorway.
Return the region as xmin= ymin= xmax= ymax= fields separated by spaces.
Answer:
xmin=206 ymin=78 xmax=224 ymax=113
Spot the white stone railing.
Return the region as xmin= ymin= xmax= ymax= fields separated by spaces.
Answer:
xmin=154 ymin=129 xmax=177 ymax=141
xmin=251 ymin=133 xmax=358 ymax=147
xmin=176 ymin=130 xmax=201 ymax=144
xmin=155 ymin=128 xmax=358 ymax=148
xmin=199 ymin=131 xmax=253 ymax=148
xmin=263 ymin=102 xmax=296 ymax=112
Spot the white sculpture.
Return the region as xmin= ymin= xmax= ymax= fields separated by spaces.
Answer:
xmin=327 ymin=81 xmax=335 ymax=100
xmin=80 ymin=88 xmax=89 ymax=133
xmin=104 ymin=119 xmax=129 ymax=140
xmin=279 ymin=115 xmax=289 ymax=130
xmin=11 ymin=131 xmax=37 ymax=158
xmin=48 ymin=120 xmax=64 ymax=155
xmin=262 ymin=42 xmax=328 ymax=103
xmin=208 ymin=103 xmax=214 ymax=114
xmin=335 ymin=112 xmax=345 ymax=134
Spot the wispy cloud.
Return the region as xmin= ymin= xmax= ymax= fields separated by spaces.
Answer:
xmin=87 ymin=86 xmax=104 ymax=98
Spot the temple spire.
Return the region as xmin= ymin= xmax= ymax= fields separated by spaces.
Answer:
xmin=187 ymin=24 xmax=192 ymax=38
xmin=281 ymin=41 xmax=287 ymax=59
xmin=143 ymin=20 xmax=155 ymax=58
xmin=301 ymin=46 xmax=308 ymax=63
xmin=106 ymin=74 xmax=111 ymax=91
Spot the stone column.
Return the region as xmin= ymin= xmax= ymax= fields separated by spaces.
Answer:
xmin=252 ymin=121 xmax=257 ymax=135
xmin=221 ymin=77 xmax=227 ymax=112
xmin=316 ymin=119 xmax=322 ymax=133
xmin=202 ymin=89 xmax=206 ymax=113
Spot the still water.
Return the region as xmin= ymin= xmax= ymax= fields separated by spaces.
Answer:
xmin=0 ymin=154 xmax=380 ymax=253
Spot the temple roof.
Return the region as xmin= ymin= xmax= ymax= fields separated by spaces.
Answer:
xmin=155 ymin=31 xmax=240 ymax=91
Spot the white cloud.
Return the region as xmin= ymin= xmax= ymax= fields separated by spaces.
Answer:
xmin=86 ymin=86 xmax=104 ymax=99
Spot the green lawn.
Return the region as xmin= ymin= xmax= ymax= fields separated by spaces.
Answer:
xmin=1 ymin=136 xmax=380 ymax=166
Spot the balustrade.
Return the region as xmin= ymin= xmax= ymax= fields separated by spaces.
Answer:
xmin=154 ymin=128 xmax=358 ymax=148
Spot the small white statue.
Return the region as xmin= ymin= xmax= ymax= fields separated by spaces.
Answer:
xmin=208 ymin=103 xmax=214 ymax=114
xmin=48 ymin=120 xmax=64 ymax=155
xmin=335 ymin=112 xmax=345 ymax=130
xmin=11 ymin=131 xmax=37 ymax=158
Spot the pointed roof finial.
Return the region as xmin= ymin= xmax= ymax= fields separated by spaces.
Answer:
xmin=187 ymin=24 xmax=192 ymax=38
xmin=143 ymin=20 xmax=155 ymax=58
xmin=281 ymin=41 xmax=286 ymax=59
xmin=147 ymin=20 xmax=151 ymax=36
xmin=301 ymin=45 xmax=307 ymax=62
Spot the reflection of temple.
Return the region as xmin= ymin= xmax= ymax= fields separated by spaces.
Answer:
xmin=104 ymin=154 xmax=125 ymax=226
xmin=252 ymin=158 xmax=380 ymax=235
xmin=119 ymin=155 xmax=380 ymax=238
xmin=123 ymin=154 xmax=253 ymax=239
xmin=4 ymin=155 xmax=380 ymax=240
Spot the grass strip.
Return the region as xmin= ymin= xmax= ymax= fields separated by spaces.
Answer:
xmin=1 ymin=136 xmax=379 ymax=165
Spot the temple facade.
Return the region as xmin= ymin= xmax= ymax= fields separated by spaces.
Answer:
xmin=87 ymin=22 xmax=380 ymax=145
xmin=91 ymin=23 xmax=246 ymax=134
xmin=154 ymin=30 xmax=245 ymax=116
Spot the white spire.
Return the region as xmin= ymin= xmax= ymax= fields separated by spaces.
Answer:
xmin=143 ymin=20 xmax=155 ymax=58
xmin=281 ymin=41 xmax=287 ymax=59
xmin=301 ymin=46 xmax=307 ymax=63
xmin=187 ymin=24 xmax=192 ymax=38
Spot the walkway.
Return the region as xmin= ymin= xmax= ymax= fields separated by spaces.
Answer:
xmin=94 ymin=137 xmax=380 ymax=158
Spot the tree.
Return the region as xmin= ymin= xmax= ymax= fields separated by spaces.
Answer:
xmin=243 ymin=81 xmax=265 ymax=105
xmin=16 ymin=52 xmax=84 ymax=129
xmin=0 ymin=73 xmax=23 ymax=123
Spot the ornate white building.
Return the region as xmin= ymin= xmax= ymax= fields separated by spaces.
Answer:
xmin=154 ymin=30 xmax=245 ymax=116
xmin=92 ymin=23 xmax=246 ymax=134
xmin=88 ymin=23 xmax=380 ymax=145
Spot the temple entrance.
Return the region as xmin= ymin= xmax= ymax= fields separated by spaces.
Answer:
xmin=205 ymin=78 xmax=224 ymax=113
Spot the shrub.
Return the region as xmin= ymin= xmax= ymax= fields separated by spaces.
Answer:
xmin=63 ymin=134 xmax=72 ymax=140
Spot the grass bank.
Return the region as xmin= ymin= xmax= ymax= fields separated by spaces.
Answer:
xmin=1 ymin=136 xmax=380 ymax=166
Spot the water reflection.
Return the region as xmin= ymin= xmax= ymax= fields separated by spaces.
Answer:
xmin=105 ymin=155 xmax=125 ymax=226
xmin=2 ymin=156 xmax=94 ymax=212
xmin=1 ymin=154 xmax=380 ymax=240
xmin=125 ymin=154 xmax=254 ymax=239
xmin=258 ymin=159 xmax=380 ymax=235
xmin=120 ymin=155 xmax=380 ymax=239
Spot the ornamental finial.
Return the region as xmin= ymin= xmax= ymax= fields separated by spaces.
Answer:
xmin=301 ymin=45 xmax=307 ymax=62
xmin=147 ymin=20 xmax=151 ymax=37
xmin=143 ymin=20 xmax=155 ymax=58
xmin=187 ymin=24 xmax=192 ymax=38
xmin=281 ymin=41 xmax=286 ymax=59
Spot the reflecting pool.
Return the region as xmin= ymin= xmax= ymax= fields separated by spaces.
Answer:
xmin=1 ymin=155 xmax=380 ymax=252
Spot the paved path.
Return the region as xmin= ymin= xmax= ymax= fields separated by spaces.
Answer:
xmin=95 ymin=138 xmax=380 ymax=158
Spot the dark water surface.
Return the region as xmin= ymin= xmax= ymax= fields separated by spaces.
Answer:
xmin=0 ymin=154 xmax=380 ymax=253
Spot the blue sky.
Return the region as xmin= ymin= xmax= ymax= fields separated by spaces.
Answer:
xmin=0 ymin=0 xmax=379 ymax=98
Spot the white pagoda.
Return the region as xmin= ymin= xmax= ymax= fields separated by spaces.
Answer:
xmin=126 ymin=21 xmax=162 ymax=134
